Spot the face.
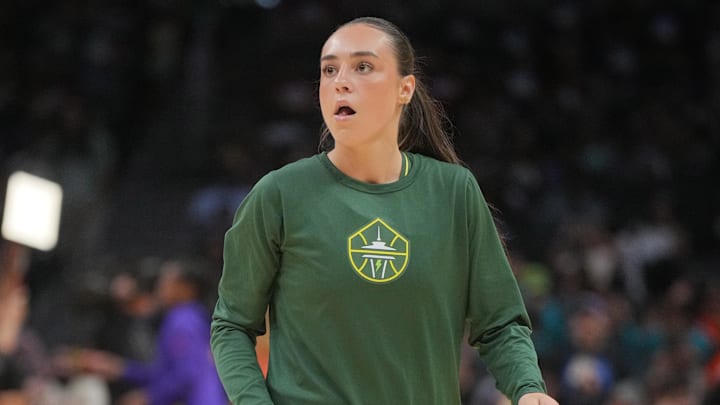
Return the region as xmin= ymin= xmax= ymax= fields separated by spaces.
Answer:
xmin=155 ymin=263 xmax=194 ymax=309
xmin=156 ymin=265 xmax=180 ymax=308
xmin=319 ymin=23 xmax=415 ymax=150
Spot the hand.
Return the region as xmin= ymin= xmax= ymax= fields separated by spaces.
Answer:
xmin=78 ymin=349 xmax=125 ymax=379
xmin=519 ymin=392 xmax=559 ymax=405
xmin=52 ymin=348 xmax=125 ymax=379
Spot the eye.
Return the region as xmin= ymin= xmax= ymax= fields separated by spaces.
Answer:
xmin=322 ymin=65 xmax=337 ymax=76
xmin=357 ymin=62 xmax=373 ymax=73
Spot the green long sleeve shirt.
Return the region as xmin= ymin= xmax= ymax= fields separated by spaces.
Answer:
xmin=211 ymin=152 xmax=546 ymax=405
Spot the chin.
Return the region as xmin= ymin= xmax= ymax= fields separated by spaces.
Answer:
xmin=329 ymin=131 xmax=368 ymax=149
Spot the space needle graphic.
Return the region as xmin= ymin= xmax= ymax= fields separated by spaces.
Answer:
xmin=360 ymin=226 xmax=397 ymax=279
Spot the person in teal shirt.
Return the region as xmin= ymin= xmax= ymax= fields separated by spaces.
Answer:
xmin=211 ymin=16 xmax=558 ymax=405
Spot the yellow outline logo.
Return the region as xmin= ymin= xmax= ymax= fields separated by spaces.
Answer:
xmin=348 ymin=218 xmax=409 ymax=284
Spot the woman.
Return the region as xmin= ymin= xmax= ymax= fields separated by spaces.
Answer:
xmin=211 ymin=17 xmax=558 ymax=405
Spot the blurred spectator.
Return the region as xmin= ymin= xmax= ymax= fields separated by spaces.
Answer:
xmin=604 ymin=380 xmax=645 ymax=405
xmin=697 ymin=281 xmax=720 ymax=396
xmin=616 ymin=196 xmax=688 ymax=305
xmin=55 ymin=259 xmax=227 ymax=405
xmin=641 ymin=298 xmax=705 ymax=404
xmin=186 ymin=137 xmax=253 ymax=268
xmin=95 ymin=267 xmax=157 ymax=363
xmin=0 ymin=279 xmax=29 ymax=404
xmin=92 ymin=261 xmax=159 ymax=402
xmin=0 ymin=244 xmax=72 ymax=405
xmin=558 ymin=294 xmax=614 ymax=405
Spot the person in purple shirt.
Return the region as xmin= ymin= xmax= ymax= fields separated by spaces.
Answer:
xmin=68 ymin=259 xmax=228 ymax=405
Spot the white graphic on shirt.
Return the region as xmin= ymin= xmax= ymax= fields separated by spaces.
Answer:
xmin=361 ymin=227 xmax=397 ymax=279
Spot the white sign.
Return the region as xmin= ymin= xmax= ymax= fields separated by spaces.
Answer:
xmin=2 ymin=171 xmax=63 ymax=251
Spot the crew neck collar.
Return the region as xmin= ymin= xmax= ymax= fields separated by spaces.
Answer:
xmin=318 ymin=151 xmax=419 ymax=194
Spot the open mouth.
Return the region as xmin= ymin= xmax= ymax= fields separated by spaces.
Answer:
xmin=335 ymin=106 xmax=356 ymax=116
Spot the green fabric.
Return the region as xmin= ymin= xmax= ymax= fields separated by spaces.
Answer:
xmin=211 ymin=152 xmax=546 ymax=405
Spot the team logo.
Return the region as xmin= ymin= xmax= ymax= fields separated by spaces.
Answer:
xmin=348 ymin=218 xmax=409 ymax=284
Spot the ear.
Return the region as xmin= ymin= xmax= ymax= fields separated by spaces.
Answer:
xmin=398 ymin=74 xmax=416 ymax=105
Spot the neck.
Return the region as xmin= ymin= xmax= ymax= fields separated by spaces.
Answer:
xmin=328 ymin=143 xmax=403 ymax=184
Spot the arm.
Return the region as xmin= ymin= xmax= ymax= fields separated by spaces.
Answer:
xmin=68 ymin=317 xmax=216 ymax=404
xmin=0 ymin=286 xmax=27 ymax=356
xmin=464 ymin=174 xmax=552 ymax=405
xmin=124 ymin=320 xmax=210 ymax=405
xmin=211 ymin=174 xmax=283 ymax=405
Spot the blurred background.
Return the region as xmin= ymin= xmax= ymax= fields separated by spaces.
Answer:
xmin=0 ymin=0 xmax=719 ymax=404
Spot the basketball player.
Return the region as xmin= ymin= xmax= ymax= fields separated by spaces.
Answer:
xmin=212 ymin=17 xmax=558 ymax=405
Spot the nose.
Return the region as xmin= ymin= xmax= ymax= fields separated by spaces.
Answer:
xmin=334 ymin=66 xmax=352 ymax=93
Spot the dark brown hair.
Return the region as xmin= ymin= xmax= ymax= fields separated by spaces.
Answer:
xmin=318 ymin=17 xmax=462 ymax=165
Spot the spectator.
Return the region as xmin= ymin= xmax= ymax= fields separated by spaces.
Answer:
xmin=0 ymin=281 xmax=29 ymax=405
xmin=92 ymin=264 xmax=158 ymax=402
xmin=558 ymin=294 xmax=614 ymax=405
xmin=56 ymin=259 xmax=227 ymax=405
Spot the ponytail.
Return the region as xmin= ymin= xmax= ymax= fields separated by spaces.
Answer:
xmin=398 ymin=79 xmax=461 ymax=164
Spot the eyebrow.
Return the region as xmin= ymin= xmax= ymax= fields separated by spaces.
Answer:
xmin=320 ymin=51 xmax=379 ymax=62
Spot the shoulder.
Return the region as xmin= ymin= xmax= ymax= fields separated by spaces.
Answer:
xmin=412 ymin=154 xmax=490 ymax=206
xmin=244 ymin=154 xmax=323 ymax=198
xmin=268 ymin=154 xmax=325 ymax=183
xmin=412 ymin=153 xmax=475 ymax=187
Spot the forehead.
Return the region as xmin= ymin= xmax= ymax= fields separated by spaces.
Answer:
xmin=321 ymin=23 xmax=394 ymax=58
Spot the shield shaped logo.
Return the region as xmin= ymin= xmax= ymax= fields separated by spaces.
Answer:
xmin=348 ymin=218 xmax=409 ymax=284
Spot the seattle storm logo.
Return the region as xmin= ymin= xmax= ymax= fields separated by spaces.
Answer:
xmin=348 ymin=218 xmax=409 ymax=284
